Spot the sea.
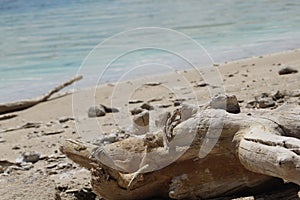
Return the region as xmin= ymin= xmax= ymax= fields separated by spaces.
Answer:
xmin=1 ymin=0 xmax=300 ymax=103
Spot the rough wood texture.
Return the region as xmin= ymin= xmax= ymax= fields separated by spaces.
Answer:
xmin=60 ymin=102 xmax=300 ymax=200
xmin=0 ymin=75 xmax=82 ymax=115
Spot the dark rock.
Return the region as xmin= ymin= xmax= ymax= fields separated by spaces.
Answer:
xmin=173 ymin=101 xmax=181 ymax=107
xmin=272 ymin=90 xmax=284 ymax=100
xmin=210 ymin=94 xmax=241 ymax=114
xmin=88 ymin=106 xmax=106 ymax=118
xmin=132 ymin=111 xmax=150 ymax=135
xmin=158 ymin=104 xmax=172 ymax=108
xmin=144 ymin=82 xmax=162 ymax=86
xmin=141 ymin=103 xmax=154 ymax=110
xmin=58 ymin=117 xmax=74 ymax=123
xmin=130 ymin=107 xmax=144 ymax=115
xmin=278 ymin=66 xmax=298 ymax=75
xmin=194 ymin=82 xmax=208 ymax=87
xmin=12 ymin=146 xmax=21 ymax=150
xmin=22 ymin=151 xmax=40 ymax=163
xmin=101 ymin=104 xmax=119 ymax=113
xmin=133 ymin=111 xmax=149 ymax=127
xmin=129 ymin=100 xmax=144 ymax=104
xmin=246 ymin=100 xmax=257 ymax=108
xmin=43 ymin=130 xmax=64 ymax=136
xmin=258 ymin=97 xmax=276 ymax=108
xmin=147 ymin=98 xmax=163 ymax=102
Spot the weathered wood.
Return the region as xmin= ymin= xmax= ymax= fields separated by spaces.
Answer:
xmin=0 ymin=75 xmax=82 ymax=115
xmin=61 ymin=102 xmax=300 ymax=199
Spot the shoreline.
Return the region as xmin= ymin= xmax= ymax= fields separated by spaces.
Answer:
xmin=1 ymin=47 xmax=300 ymax=104
xmin=0 ymin=49 xmax=299 ymax=199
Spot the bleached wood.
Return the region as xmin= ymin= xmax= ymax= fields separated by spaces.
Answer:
xmin=61 ymin=105 xmax=300 ymax=199
xmin=0 ymin=75 xmax=82 ymax=114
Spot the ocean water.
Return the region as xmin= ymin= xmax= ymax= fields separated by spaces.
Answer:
xmin=1 ymin=0 xmax=300 ymax=103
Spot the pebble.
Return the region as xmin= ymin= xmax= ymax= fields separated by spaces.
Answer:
xmin=59 ymin=117 xmax=75 ymax=123
xmin=133 ymin=111 xmax=149 ymax=127
xmin=19 ymin=162 xmax=33 ymax=170
xmin=92 ymin=133 xmax=118 ymax=145
xmin=144 ymin=82 xmax=162 ymax=86
xmin=129 ymin=100 xmax=144 ymax=104
xmin=147 ymin=97 xmax=163 ymax=102
xmin=173 ymin=101 xmax=181 ymax=107
xmin=158 ymin=104 xmax=172 ymax=108
xmin=194 ymin=82 xmax=208 ymax=87
xmin=12 ymin=146 xmax=21 ymax=150
xmin=57 ymin=162 xmax=72 ymax=170
xmin=210 ymin=94 xmax=240 ymax=114
xmin=141 ymin=102 xmax=154 ymax=110
xmin=0 ymin=138 xmax=6 ymax=143
xmin=43 ymin=130 xmax=65 ymax=136
xmin=46 ymin=163 xmax=58 ymax=169
xmin=258 ymin=97 xmax=276 ymax=108
xmin=22 ymin=151 xmax=41 ymax=163
xmin=101 ymin=104 xmax=119 ymax=113
xmin=278 ymin=66 xmax=298 ymax=75
xmin=130 ymin=108 xmax=144 ymax=115
xmin=88 ymin=105 xmax=106 ymax=118
xmin=254 ymin=93 xmax=276 ymax=109
xmin=272 ymin=90 xmax=284 ymax=100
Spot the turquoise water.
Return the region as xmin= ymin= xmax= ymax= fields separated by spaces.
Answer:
xmin=1 ymin=0 xmax=300 ymax=103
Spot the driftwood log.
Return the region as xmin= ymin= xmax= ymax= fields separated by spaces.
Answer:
xmin=0 ymin=75 xmax=82 ymax=115
xmin=61 ymin=97 xmax=300 ymax=199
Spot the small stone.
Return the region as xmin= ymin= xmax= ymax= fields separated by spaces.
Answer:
xmin=210 ymin=94 xmax=240 ymax=114
xmin=130 ymin=108 xmax=144 ymax=115
xmin=129 ymin=100 xmax=144 ymax=104
xmin=173 ymin=101 xmax=181 ymax=107
xmin=88 ymin=106 xmax=106 ymax=118
xmin=276 ymin=99 xmax=285 ymax=103
xmin=22 ymin=151 xmax=40 ymax=163
xmin=278 ymin=66 xmax=298 ymax=75
xmin=158 ymin=104 xmax=172 ymax=108
xmin=43 ymin=130 xmax=64 ymax=136
xmin=63 ymin=125 xmax=69 ymax=129
xmin=147 ymin=98 xmax=163 ymax=102
xmin=132 ymin=111 xmax=150 ymax=135
xmin=258 ymin=97 xmax=276 ymax=108
xmin=0 ymin=138 xmax=6 ymax=143
xmin=272 ymin=90 xmax=284 ymax=100
xmin=46 ymin=163 xmax=58 ymax=169
xmin=101 ymin=104 xmax=119 ymax=113
xmin=133 ymin=111 xmax=149 ymax=127
xmin=58 ymin=117 xmax=74 ymax=123
xmin=141 ymin=103 xmax=154 ymax=110
xmin=144 ymin=82 xmax=162 ymax=86
xmin=20 ymin=162 xmax=33 ymax=170
xmin=12 ymin=146 xmax=21 ymax=150
xmin=57 ymin=162 xmax=72 ymax=169
xmin=194 ymin=82 xmax=208 ymax=87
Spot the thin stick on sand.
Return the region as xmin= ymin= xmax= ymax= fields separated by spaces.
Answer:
xmin=0 ymin=75 xmax=83 ymax=115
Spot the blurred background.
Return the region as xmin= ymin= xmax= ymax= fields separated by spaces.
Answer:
xmin=1 ymin=0 xmax=300 ymax=102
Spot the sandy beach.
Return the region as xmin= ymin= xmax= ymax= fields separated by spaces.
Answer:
xmin=0 ymin=49 xmax=300 ymax=199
